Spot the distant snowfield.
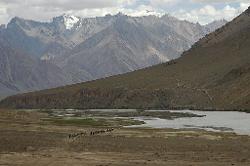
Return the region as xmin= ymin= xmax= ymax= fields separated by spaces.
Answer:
xmin=63 ymin=15 xmax=79 ymax=29
xmin=132 ymin=110 xmax=250 ymax=135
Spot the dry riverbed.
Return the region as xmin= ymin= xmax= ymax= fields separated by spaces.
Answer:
xmin=0 ymin=109 xmax=250 ymax=166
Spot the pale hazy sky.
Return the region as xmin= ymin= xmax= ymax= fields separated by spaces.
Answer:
xmin=0 ymin=0 xmax=249 ymax=25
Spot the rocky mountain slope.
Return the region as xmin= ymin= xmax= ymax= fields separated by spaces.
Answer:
xmin=1 ymin=7 xmax=248 ymax=110
xmin=0 ymin=13 xmax=226 ymax=98
xmin=0 ymin=33 xmax=73 ymax=98
xmin=57 ymin=14 xmax=199 ymax=81
xmin=3 ymin=13 xmax=224 ymax=61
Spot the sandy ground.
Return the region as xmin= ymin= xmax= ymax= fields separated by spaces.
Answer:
xmin=0 ymin=109 xmax=250 ymax=166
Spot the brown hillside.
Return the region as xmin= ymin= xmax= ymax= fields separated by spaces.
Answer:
xmin=1 ymin=7 xmax=250 ymax=111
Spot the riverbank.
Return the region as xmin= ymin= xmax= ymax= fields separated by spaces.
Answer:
xmin=1 ymin=109 xmax=250 ymax=165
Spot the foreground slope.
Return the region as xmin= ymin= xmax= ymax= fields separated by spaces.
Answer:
xmin=1 ymin=7 xmax=250 ymax=110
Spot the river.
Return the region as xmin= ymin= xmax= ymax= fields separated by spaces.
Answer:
xmin=131 ymin=110 xmax=250 ymax=135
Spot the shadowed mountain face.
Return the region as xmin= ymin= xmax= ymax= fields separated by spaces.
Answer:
xmin=0 ymin=14 xmax=226 ymax=98
xmin=1 ymin=7 xmax=249 ymax=110
xmin=0 ymin=34 xmax=73 ymax=98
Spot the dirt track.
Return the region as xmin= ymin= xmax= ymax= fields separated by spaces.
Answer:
xmin=1 ymin=109 xmax=250 ymax=166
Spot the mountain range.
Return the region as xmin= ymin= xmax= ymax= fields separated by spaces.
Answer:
xmin=1 ymin=7 xmax=249 ymax=111
xmin=0 ymin=13 xmax=226 ymax=98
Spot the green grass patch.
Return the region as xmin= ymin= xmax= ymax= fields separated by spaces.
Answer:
xmin=43 ymin=117 xmax=144 ymax=127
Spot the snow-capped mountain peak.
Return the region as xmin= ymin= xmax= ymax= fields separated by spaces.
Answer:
xmin=62 ymin=14 xmax=79 ymax=30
